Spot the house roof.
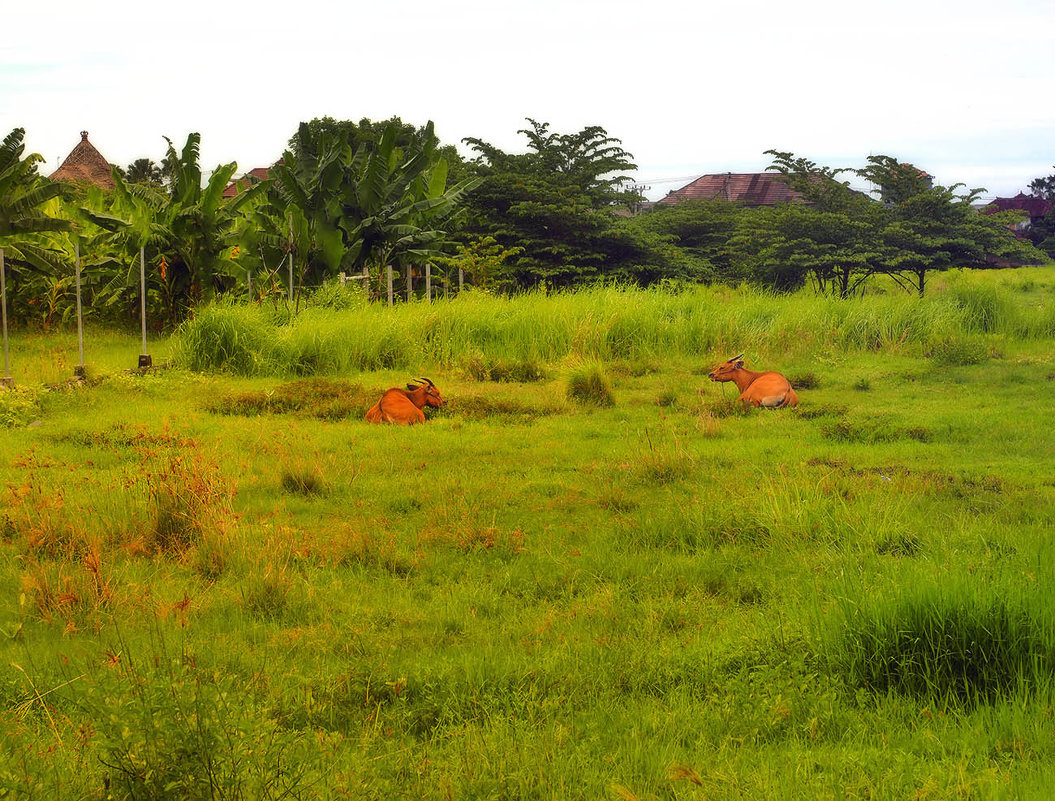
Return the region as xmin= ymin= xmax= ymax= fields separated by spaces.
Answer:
xmin=223 ymin=166 xmax=273 ymax=197
xmin=985 ymin=193 xmax=1050 ymax=220
xmin=657 ymin=172 xmax=803 ymax=206
xmin=49 ymin=131 xmax=115 ymax=189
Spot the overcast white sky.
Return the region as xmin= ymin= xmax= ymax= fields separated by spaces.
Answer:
xmin=3 ymin=0 xmax=1053 ymax=201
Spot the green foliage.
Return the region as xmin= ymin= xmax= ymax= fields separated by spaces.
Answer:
xmin=91 ymin=655 xmax=314 ymax=799
xmin=624 ymin=199 xmax=743 ymax=282
xmin=828 ymin=573 xmax=1055 ymax=703
xmin=434 ymin=235 xmax=523 ymax=291
xmin=461 ymin=120 xmax=671 ymax=288
xmin=566 ymin=363 xmax=615 ymax=406
xmin=270 ymin=119 xmax=481 ymax=301
xmin=0 ymin=386 xmax=40 ymax=427
xmin=0 ymin=128 xmax=70 ymax=303
xmin=82 ymin=133 xmax=268 ymax=324
xmin=735 ymin=150 xmax=1046 ymax=296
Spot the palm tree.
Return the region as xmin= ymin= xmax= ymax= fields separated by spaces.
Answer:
xmin=0 ymin=128 xmax=69 ymax=271
xmin=339 ymin=121 xmax=481 ymax=295
xmin=85 ymin=133 xmax=268 ymax=323
xmin=121 ymin=158 xmax=165 ymax=186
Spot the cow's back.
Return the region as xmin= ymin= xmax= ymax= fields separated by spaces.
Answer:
xmin=365 ymin=390 xmax=425 ymax=424
xmin=742 ymin=371 xmax=798 ymax=408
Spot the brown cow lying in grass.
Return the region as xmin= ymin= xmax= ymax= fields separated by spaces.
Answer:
xmin=708 ymin=354 xmax=799 ymax=408
xmin=365 ymin=378 xmax=446 ymax=424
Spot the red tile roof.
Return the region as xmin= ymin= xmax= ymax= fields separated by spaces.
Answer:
xmin=985 ymin=193 xmax=1050 ymax=220
xmin=657 ymin=173 xmax=803 ymax=206
xmin=223 ymin=166 xmax=273 ymax=197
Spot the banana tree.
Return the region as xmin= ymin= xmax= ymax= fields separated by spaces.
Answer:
xmin=85 ymin=133 xmax=268 ymax=324
xmin=340 ymin=121 xmax=481 ymax=297
xmin=0 ymin=127 xmax=70 ymax=289
xmin=268 ymin=122 xmax=351 ymax=291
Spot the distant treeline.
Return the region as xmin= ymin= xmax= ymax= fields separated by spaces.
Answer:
xmin=1 ymin=121 xmax=1052 ymax=330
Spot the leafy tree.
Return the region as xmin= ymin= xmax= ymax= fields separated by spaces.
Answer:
xmin=85 ymin=133 xmax=268 ymax=323
xmin=625 ymin=199 xmax=745 ymax=283
xmin=0 ymin=128 xmax=69 ymax=273
xmin=461 ymin=120 xmax=662 ymax=289
xmin=433 ymin=236 xmax=523 ymax=291
xmin=118 ymin=158 xmax=166 ymax=186
xmin=289 ymin=116 xmax=467 ymax=186
xmin=1028 ymin=168 xmax=1055 ymax=204
xmin=756 ymin=150 xmax=1042 ymax=296
xmin=339 ymin=121 xmax=481 ymax=295
xmin=270 ymin=120 xmax=480 ymax=301
xmin=856 ymin=156 xmax=1041 ymax=294
xmin=727 ymin=201 xmax=885 ymax=295
xmin=1027 ymin=166 xmax=1055 ymax=257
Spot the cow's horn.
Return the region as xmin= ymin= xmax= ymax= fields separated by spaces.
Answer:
xmin=419 ymin=377 xmax=435 ymax=387
xmin=730 ymin=353 xmax=744 ymax=362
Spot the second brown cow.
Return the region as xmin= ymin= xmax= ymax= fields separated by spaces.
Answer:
xmin=365 ymin=378 xmax=446 ymax=424
xmin=708 ymin=354 xmax=799 ymax=408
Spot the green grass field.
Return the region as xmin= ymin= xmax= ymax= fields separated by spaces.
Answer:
xmin=3 ymin=268 xmax=1055 ymax=799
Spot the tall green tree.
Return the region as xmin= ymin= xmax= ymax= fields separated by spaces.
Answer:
xmin=339 ymin=121 xmax=481 ymax=294
xmin=856 ymin=155 xmax=1041 ymax=295
xmin=1027 ymin=166 xmax=1055 ymax=256
xmin=117 ymin=158 xmax=166 ymax=186
xmin=755 ymin=151 xmax=1042 ymax=296
xmin=85 ymin=133 xmax=268 ymax=323
xmin=0 ymin=128 xmax=69 ymax=273
xmin=269 ymin=119 xmax=480 ymax=299
xmin=461 ymin=120 xmax=659 ymax=289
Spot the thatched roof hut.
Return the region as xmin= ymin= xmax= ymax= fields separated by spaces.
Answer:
xmin=49 ymin=131 xmax=115 ymax=189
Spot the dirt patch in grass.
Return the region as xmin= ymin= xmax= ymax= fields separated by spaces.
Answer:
xmin=208 ymin=379 xmax=376 ymax=420
xmin=445 ymin=394 xmax=563 ymax=422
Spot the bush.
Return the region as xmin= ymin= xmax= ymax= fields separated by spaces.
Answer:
xmin=828 ymin=578 xmax=1055 ymax=704
xmin=566 ymin=364 xmax=615 ymax=407
xmin=928 ymin=335 xmax=992 ymax=366
xmin=0 ymin=386 xmax=40 ymax=427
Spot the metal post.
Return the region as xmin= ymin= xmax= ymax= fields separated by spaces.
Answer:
xmin=425 ymin=263 xmax=432 ymax=302
xmin=288 ymin=216 xmax=294 ymax=302
xmin=1 ymin=248 xmax=11 ymax=387
xmin=406 ymin=263 xmax=412 ymax=301
xmin=459 ymin=267 xmax=464 ymax=292
xmin=74 ymin=242 xmax=85 ymax=378
xmin=138 ymin=246 xmax=151 ymax=368
xmin=247 ymin=267 xmax=252 ymax=300
xmin=386 ymin=265 xmax=393 ymax=306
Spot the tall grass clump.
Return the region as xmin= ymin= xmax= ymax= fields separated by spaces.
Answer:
xmin=174 ymin=273 xmax=1055 ymax=376
xmin=826 ymin=574 xmax=1055 ymax=705
xmin=172 ymin=300 xmax=276 ymax=374
xmin=566 ymin=363 xmax=615 ymax=407
xmin=86 ymin=653 xmax=315 ymax=799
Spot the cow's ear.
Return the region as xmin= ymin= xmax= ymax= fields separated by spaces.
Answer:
xmin=736 ymin=360 xmax=744 ymax=369
xmin=406 ymin=383 xmax=417 ymax=391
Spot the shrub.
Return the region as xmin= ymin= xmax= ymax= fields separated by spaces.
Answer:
xmin=136 ymin=447 xmax=233 ymax=555
xmin=0 ymin=386 xmax=40 ymax=427
xmin=566 ymin=364 xmax=615 ymax=407
xmin=89 ymin=657 xmax=314 ymax=798
xmin=928 ymin=335 xmax=992 ymax=366
xmin=828 ymin=579 xmax=1055 ymax=704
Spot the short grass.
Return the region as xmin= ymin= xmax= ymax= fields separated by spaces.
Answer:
xmin=2 ymin=267 xmax=1055 ymax=799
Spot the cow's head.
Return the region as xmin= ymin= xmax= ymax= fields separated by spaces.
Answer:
xmin=407 ymin=377 xmax=446 ymax=407
xmin=708 ymin=354 xmax=745 ymax=382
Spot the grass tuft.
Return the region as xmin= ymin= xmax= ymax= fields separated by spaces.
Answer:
xmin=566 ymin=364 xmax=615 ymax=407
xmin=828 ymin=577 xmax=1055 ymax=704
